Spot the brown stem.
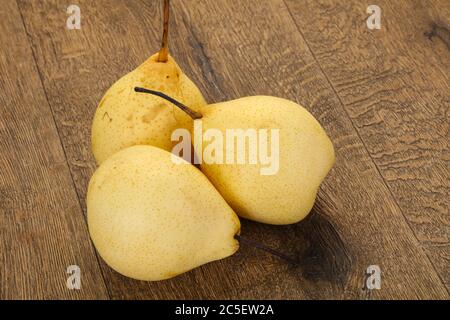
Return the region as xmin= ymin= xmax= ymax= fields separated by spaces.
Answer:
xmin=157 ymin=0 xmax=170 ymax=62
xmin=135 ymin=87 xmax=203 ymax=120
xmin=234 ymin=234 xmax=298 ymax=265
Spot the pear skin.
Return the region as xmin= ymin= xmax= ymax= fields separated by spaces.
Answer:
xmin=91 ymin=54 xmax=206 ymax=165
xmin=87 ymin=145 xmax=240 ymax=281
xmin=197 ymin=96 xmax=335 ymax=225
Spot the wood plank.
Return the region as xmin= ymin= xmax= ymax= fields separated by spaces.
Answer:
xmin=17 ymin=0 xmax=448 ymax=299
xmin=175 ymin=0 xmax=449 ymax=299
xmin=0 ymin=0 xmax=108 ymax=299
xmin=284 ymin=0 xmax=450 ymax=290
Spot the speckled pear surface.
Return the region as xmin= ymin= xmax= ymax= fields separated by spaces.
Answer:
xmin=91 ymin=53 xmax=206 ymax=164
xmin=197 ymin=96 xmax=335 ymax=225
xmin=87 ymin=145 xmax=240 ymax=281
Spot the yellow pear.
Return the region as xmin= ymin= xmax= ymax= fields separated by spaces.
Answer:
xmin=91 ymin=0 xmax=206 ymax=164
xmin=197 ymin=96 xmax=335 ymax=225
xmin=87 ymin=145 xmax=240 ymax=281
xmin=135 ymin=89 xmax=335 ymax=225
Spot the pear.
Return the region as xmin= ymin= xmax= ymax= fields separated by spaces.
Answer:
xmin=87 ymin=145 xmax=240 ymax=281
xmin=91 ymin=0 xmax=206 ymax=164
xmin=135 ymin=89 xmax=335 ymax=225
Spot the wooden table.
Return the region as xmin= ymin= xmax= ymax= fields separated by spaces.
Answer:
xmin=1 ymin=0 xmax=449 ymax=299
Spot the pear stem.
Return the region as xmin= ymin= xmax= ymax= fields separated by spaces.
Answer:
xmin=135 ymin=87 xmax=203 ymax=120
xmin=235 ymin=234 xmax=298 ymax=265
xmin=157 ymin=0 xmax=170 ymax=62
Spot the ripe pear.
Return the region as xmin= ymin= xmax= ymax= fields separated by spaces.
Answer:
xmin=196 ymin=96 xmax=335 ymax=225
xmin=87 ymin=145 xmax=240 ymax=281
xmin=135 ymin=89 xmax=335 ymax=225
xmin=91 ymin=0 xmax=206 ymax=164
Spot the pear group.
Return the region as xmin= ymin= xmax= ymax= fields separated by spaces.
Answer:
xmin=87 ymin=0 xmax=335 ymax=281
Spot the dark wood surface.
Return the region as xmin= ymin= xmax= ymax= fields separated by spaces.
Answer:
xmin=1 ymin=0 xmax=448 ymax=299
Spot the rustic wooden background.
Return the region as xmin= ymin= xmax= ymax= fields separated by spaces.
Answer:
xmin=0 ymin=0 xmax=449 ymax=299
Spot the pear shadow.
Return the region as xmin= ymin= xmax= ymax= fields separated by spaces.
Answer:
xmin=237 ymin=198 xmax=353 ymax=291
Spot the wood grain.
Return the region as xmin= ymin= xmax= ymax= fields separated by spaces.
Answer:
xmin=173 ymin=0 xmax=449 ymax=299
xmin=0 ymin=0 xmax=108 ymax=299
xmin=7 ymin=0 xmax=449 ymax=299
xmin=284 ymin=0 xmax=450 ymax=290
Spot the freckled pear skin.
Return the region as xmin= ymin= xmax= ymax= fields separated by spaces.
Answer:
xmin=91 ymin=53 xmax=206 ymax=165
xmin=197 ymin=96 xmax=335 ymax=225
xmin=87 ymin=145 xmax=240 ymax=281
